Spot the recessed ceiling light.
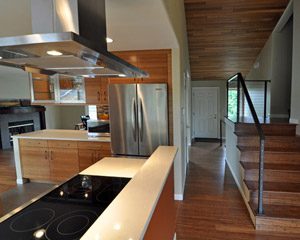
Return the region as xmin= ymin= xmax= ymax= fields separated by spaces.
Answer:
xmin=106 ymin=37 xmax=114 ymax=43
xmin=0 ymin=56 xmax=2 ymax=59
xmin=82 ymin=75 xmax=90 ymax=78
xmin=118 ymin=74 xmax=126 ymax=77
xmin=47 ymin=50 xmax=63 ymax=56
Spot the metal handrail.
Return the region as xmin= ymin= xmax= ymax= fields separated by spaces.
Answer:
xmin=227 ymin=73 xmax=266 ymax=215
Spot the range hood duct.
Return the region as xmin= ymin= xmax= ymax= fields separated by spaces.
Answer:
xmin=0 ymin=0 xmax=149 ymax=78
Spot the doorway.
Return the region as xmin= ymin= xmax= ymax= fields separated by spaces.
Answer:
xmin=192 ymin=87 xmax=219 ymax=139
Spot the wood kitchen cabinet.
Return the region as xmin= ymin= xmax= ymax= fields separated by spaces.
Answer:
xmin=30 ymin=73 xmax=57 ymax=103
xmin=78 ymin=141 xmax=111 ymax=171
xmin=85 ymin=77 xmax=109 ymax=105
xmin=109 ymin=50 xmax=170 ymax=84
xmin=19 ymin=139 xmax=111 ymax=182
xmin=19 ymin=139 xmax=50 ymax=180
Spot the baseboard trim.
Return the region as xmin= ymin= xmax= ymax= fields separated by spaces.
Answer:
xmin=225 ymin=158 xmax=256 ymax=226
xmin=289 ymin=118 xmax=299 ymax=124
xmin=174 ymin=194 xmax=183 ymax=201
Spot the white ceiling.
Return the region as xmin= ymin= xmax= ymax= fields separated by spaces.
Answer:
xmin=106 ymin=0 xmax=178 ymax=51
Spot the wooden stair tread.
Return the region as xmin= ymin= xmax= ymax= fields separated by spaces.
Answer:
xmin=237 ymin=145 xmax=300 ymax=153
xmin=250 ymin=202 xmax=300 ymax=220
xmin=240 ymin=162 xmax=300 ymax=171
xmin=234 ymin=132 xmax=296 ymax=137
xmin=244 ymin=180 xmax=300 ymax=193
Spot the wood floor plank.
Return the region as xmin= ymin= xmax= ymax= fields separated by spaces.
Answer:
xmin=0 ymin=148 xmax=16 ymax=194
xmin=176 ymin=142 xmax=300 ymax=239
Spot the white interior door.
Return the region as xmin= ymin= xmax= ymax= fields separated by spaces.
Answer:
xmin=193 ymin=87 xmax=219 ymax=138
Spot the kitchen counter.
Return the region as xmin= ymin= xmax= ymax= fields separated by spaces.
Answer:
xmin=81 ymin=146 xmax=178 ymax=240
xmin=12 ymin=129 xmax=110 ymax=142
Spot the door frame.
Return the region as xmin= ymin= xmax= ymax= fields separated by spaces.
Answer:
xmin=192 ymin=87 xmax=220 ymax=139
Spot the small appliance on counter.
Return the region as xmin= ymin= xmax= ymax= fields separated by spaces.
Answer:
xmin=87 ymin=119 xmax=110 ymax=137
xmin=80 ymin=115 xmax=90 ymax=130
xmin=0 ymin=174 xmax=131 ymax=239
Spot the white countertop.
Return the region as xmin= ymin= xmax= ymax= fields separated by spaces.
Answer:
xmin=81 ymin=157 xmax=147 ymax=178
xmin=81 ymin=146 xmax=178 ymax=240
xmin=12 ymin=129 xmax=110 ymax=142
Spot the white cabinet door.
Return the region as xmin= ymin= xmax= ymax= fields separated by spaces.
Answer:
xmin=193 ymin=87 xmax=218 ymax=138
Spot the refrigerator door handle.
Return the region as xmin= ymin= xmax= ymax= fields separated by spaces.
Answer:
xmin=139 ymin=98 xmax=144 ymax=142
xmin=132 ymin=98 xmax=137 ymax=142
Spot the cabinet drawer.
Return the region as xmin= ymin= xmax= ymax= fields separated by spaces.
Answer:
xmin=78 ymin=141 xmax=111 ymax=151
xmin=19 ymin=139 xmax=48 ymax=148
xmin=48 ymin=140 xmax=78 ymax=149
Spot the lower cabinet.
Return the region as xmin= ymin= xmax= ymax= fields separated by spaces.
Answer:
xmin=78 ymin=141 xmax=111 ymax=171
xmin=20 ymin=146 xmax=50 ymax=180
xmin=19 ymin=139 xmax=111 ymax=182
xmin=49 ymin=148 xmax=79 ymax=181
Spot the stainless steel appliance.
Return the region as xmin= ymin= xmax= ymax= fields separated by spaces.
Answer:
xmin=87 ymin=119 xmax=110 ymax=137
xmin=109 ymin=84 xmax=168 ymax=156
xmin=0 ymin=0 xmax=148 ymax=78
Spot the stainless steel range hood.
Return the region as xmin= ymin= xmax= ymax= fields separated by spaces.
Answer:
xmin=0 ymin=0 xmax=148 ymax=78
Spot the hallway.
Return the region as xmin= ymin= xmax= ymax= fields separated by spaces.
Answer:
xmin=175 ymin=142 xmax=300 ymax=239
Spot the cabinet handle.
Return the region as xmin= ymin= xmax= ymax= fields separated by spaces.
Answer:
xmin=90 ymin=152 xmax=94 ymax=163
xmin=96 ymin=153 xmax=100 ymax=161
xmin=44 ymin=150 xmax=47 ymax=160
xmin=97 ymin=91 xmax=100 ymax=101
xmin=27 ymin=142 xmax=40 ymax=145
xmin=50 ymin=151 xmax=53 ymax=160
xmin=104 ymin=91 xmax=106 ymax=101
xmin=56 ymin=143 xmax=70 ymax=146
xmin=88 ymin=145 xmax=103 ymax=148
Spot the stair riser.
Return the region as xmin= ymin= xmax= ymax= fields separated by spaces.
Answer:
xmin=250 ymin=192 xmax=300 ymax=207
xmin=241 ymin=152 xmax=300 ymax=165
xmin=244 ymin=169 xmax=300 ymax=183
xmin=235 ymin=124 xmax=296 ymax=136
xmin=256 ymin=218 xmax=300 ymax=233
xmin=237 ymin=138 xmax=300 ymax=148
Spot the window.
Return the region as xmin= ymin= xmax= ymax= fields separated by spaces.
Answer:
xmin=88 ymin=105 xmax=97 ymax=119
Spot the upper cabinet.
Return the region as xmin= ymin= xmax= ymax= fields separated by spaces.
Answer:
xmin=85 ymin=77 xmax=109 ymax=105
xmin=30 ymin=73 xmax=86 ymax=104
xmin=109 ymin=50 xmax=171 ymax=84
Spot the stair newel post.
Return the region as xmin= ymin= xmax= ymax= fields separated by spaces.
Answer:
xmin=257 ymin=138 xmax=265 ymax=215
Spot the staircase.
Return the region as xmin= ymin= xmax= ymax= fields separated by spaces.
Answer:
xmin=235 ymin=121 xmax=300 ymax=233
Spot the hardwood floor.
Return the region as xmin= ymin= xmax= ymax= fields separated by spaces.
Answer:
xmin=0 ymin=148 xmax=16 ymax=194
xmin=176 ymin=142 xmax=300 ymax=239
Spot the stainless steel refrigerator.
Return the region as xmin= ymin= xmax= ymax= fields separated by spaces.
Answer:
xmin=108 ymin=84 xmax=168 ymax=156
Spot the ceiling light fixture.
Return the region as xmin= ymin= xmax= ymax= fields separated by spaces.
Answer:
xmin=118 ymin=74 xmax=126 ymax=77
xmin=47 ymin=50 xmax=63 ymax=56
xmin=106 ymin=37 xmax=114 ymax=43
xmin=0 ymin=56 xmax=2 ymax=59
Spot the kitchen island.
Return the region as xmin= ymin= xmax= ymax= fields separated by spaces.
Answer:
xmin=12 ymin=129 xmax=111 ymax=183
xmin=1 ymin=146 xmax=178 ymax=239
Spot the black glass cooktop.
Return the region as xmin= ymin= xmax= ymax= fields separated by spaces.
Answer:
xmin=0 ymin=174 xmax=131 ymax=240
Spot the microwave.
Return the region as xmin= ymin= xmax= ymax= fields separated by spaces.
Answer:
xmin=87 ymin=119 xmax=110 ymax=137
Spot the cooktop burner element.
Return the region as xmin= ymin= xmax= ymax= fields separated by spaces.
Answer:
xmin=10 ymin=208 xmax=55 ymax=233
xmin=46 ymin=210 xmax=98 ymax=240
xmin=0 ymin=174 xmax=131 ymax=240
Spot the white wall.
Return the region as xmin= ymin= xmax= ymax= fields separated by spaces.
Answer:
xmin=291 ymin=0 xmax=300 ymax=123
xmin=162 ymin=0 xmax=191 ymax=199
xmin=0 ymin=66 xmax=31 ymax=99
xmin=246 ymin=15 xmax=293 ymax=118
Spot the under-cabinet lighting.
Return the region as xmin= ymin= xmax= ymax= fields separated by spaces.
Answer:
xmin=47 ymin=50 xmax=63 ymax=56
xmin=118 ymin=74 xmax=126 ymax=77
xmin=46 ymin=66 xmax=104 ymax=70
xmin=106 ymin=37 xmax=114 ymax=43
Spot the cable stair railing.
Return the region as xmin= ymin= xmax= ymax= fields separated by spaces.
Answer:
xmin=227 ymin=73 xmax=266 ymax=215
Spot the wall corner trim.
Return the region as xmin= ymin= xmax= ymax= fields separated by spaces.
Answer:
xmin=174 ymin=194 xmax=183 ymax=201
xmin=289 ymin=118 xmax=299 ymax=124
